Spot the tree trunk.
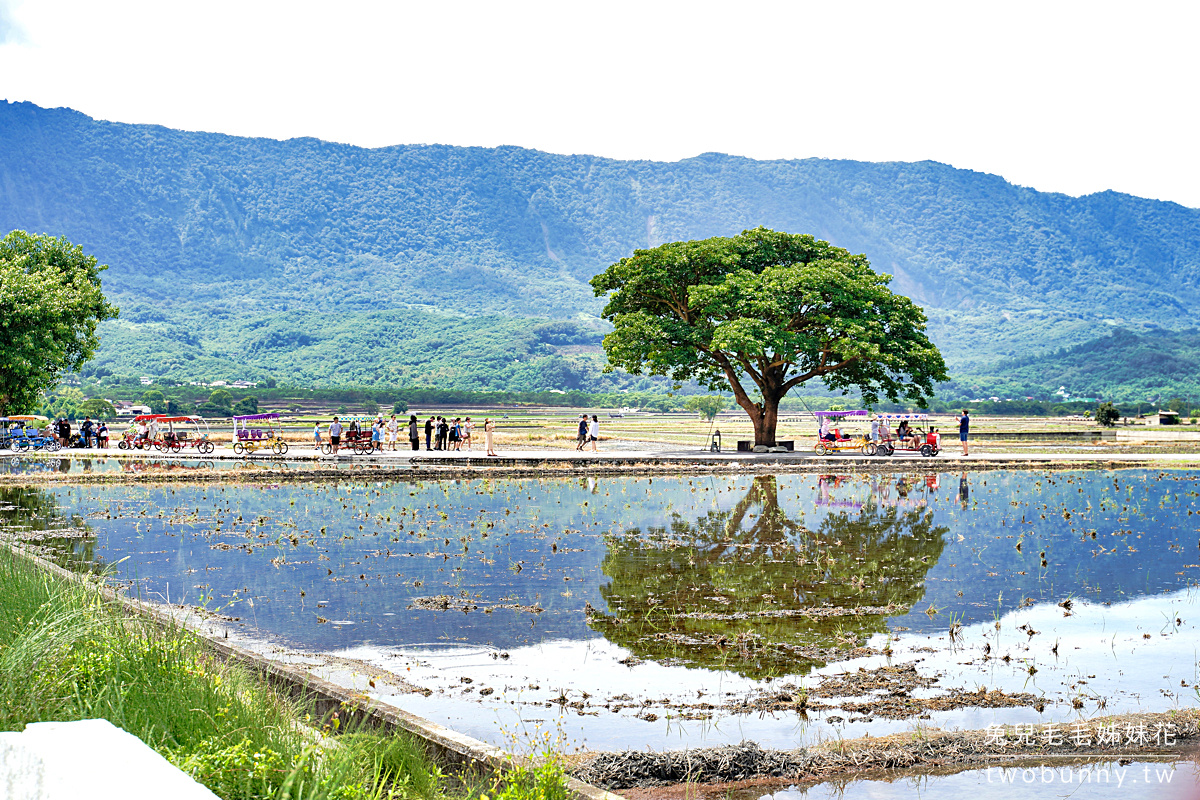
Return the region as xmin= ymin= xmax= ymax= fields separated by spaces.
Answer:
xmin=734 ymin=391 xmax=783 ymax=446
xmin=719 ymin=359 xmax=784 ymax=447
xmin=751 ymin=396 xmax=780 ymax=446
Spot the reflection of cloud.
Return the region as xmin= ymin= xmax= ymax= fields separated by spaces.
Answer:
xmin=0 ymin=1 xmax=25 ymax=45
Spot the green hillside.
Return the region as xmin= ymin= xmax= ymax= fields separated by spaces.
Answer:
xmin=942 ymin=328 xmax=1200 ymax=404
xmin=3 ymin=100 xmax=1199 ymax=394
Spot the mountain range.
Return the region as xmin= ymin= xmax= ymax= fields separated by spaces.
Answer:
xmin=2 ymin=99 xmax=1198 ymax=401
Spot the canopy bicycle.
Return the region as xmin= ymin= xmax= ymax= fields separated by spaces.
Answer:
xmin=873 ymin=412 xmax=941 ymax=457
xmin=128 ymin=414 xmax=214 ymax=454
xmin=0 ymin=417 xmax=57 ymax=452
xmin=233 ymin=413 xmax=288 ymax=456
xmin=813 ymin=409 xmax=876 ymax=456
xmin=323 ymin=416 xmax=376 ymax=455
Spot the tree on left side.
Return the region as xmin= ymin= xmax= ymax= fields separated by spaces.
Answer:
xmin=0 ymin=231 xmax=119 ymax=416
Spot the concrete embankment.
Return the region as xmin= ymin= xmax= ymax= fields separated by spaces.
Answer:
xmin=0 ymin=543 xmax=623 ymax=800
xmin=4 ymin=447 xmax=1200 ymax=486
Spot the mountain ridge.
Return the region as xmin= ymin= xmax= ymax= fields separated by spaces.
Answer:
xmin=2 ymin=99 xmax=1198 ymax=395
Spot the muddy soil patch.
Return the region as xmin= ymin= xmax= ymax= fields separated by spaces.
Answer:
xmin=575 ymin=709 xmax=1200 ymax=790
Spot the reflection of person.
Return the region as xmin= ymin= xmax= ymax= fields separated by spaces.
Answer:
xmin=956 ymin=409 xmax=970 ymax=456
xmin=958 ymin=472 xmax=969 ymax=508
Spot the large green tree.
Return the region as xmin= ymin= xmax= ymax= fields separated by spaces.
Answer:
xmin=0 ymin=231 xmax=119 ymax=415
xmin=591 ymin=227 xmax=949 ymax=445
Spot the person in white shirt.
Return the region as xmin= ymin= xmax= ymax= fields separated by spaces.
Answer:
xmin=385 ymin=415 xmax=399 ymax=451
xmin=328 ymin=417 xmax=343 ymax=455
xmin=588 ymin=415 xmax=600 ymax=452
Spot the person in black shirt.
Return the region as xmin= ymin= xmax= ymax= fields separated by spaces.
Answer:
xmin=576 ymin=415 xmax=588 ymax=450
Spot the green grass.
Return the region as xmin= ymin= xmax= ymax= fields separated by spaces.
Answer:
xmin=0 ymin=548 xmax=455 ymax=800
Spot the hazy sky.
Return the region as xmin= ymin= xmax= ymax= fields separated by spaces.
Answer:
xmin=3 ymin=0 xmax=1198 ymax=207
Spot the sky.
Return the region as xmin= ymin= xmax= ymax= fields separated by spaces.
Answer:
xmin=2 ymin=0 xmax=1199 ymax=207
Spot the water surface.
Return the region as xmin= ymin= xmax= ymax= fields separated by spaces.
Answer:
xmin=7 ymin=469 xmax=1200 ymax=754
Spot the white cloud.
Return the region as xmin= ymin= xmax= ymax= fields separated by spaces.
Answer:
xmin=1 ymin=0 xmax=1199 ymax=207
xmin=0 ymin=0 xmax=25 ymax=44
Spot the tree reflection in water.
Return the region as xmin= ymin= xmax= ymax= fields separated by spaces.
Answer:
xmin=591 ymin=475 xmax=949 ymax=679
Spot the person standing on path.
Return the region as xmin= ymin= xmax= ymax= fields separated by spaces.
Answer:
xmin=956 ymin=409 xmax=970 ymax=456
xmin=424 ymin=416 xmax=434 ymax=450
xmin=576 ymin=415 xmax=588 ymax=450
xmin=588 ymin=414 xmax=600 ymax=453
xmin=328 ymin=416 xmax=343 ymax=455
xmin=463 ymin=417 xmax=474 ymax=450
xmin=97 ymin=421 xmax=109 ymax=448
xmin=386 ymin=415 xmax=399 ymax=451
xmin=371 ymin=417 xmax=383 ymax=452
xmin=484 ymin=418 xmax=497 ymax=456
xmin=313 ymin=421 xmax=322 ymax=451
xmin=408 ymin=415 xmax=420 ymax=451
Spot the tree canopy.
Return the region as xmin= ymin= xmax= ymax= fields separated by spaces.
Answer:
xmin=0 ymin=231 xmax=118 ymax=415
xmin=591 ymin=227 xmax=949 ymax=444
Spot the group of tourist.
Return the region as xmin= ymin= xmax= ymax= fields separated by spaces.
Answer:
xmin=313 ymin=414 xmax=498 ymax=456
xmin=53 ymin=417 xmax=109 ymax=448
xmin=574 ymin=414 xmax=600 ymax=452
xmin=422 ymin=415 xmax=474 ymax=451
xmin=819 ymin=409 xmax=970 ymax=456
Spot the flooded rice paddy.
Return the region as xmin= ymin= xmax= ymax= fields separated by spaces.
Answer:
xmin=4 ymin=468 xmax=1200 ymax=766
